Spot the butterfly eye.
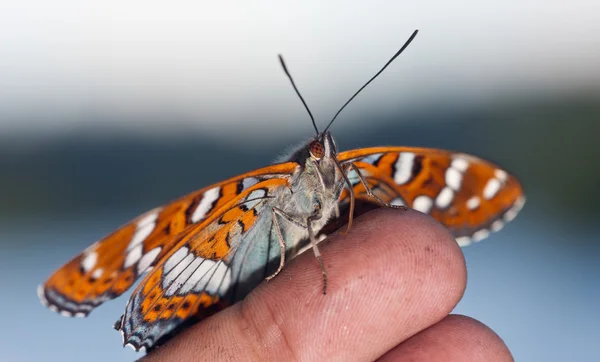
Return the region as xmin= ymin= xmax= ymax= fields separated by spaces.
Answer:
xmin=309 ymin=140 xmax=325 ymax=159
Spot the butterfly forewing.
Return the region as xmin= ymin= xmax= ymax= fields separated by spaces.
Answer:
xmin=39 ymin=163 xmax=298 ymax=317
xmin=337 ymin=147 xmax=525 ymax=246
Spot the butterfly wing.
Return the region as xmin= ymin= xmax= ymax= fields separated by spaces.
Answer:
xmin=334 ymin=147 xmax=525 ymax=246
xmin=38 ymin=163 xmax=298 ymax=317
xmin=116 ymin=178 xmax=297 ymax=351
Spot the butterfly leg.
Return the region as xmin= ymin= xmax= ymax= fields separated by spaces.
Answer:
xmin=265 ymin=208 xmax=290 ymax=282
xmin=306 ymin=215 xmax=328 ymax=295
xmin=269 ymin=207 xmax=328 ymax=294
xmin=349 ymin=163 xmax=408 ymax=211
xmin=266 ymin=207 xmax=310 ymax=282
xmin=333 ymin=158 xmax=356 ymax=234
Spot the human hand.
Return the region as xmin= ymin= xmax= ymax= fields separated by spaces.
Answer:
xmin=141 ymin=208 xmax=513 ymax=361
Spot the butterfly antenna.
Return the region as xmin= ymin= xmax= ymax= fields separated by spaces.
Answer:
xmin=278 ymin=55 xmax=319 ymax=135
xmin=324 ymin=29 xmax=419 ymax=132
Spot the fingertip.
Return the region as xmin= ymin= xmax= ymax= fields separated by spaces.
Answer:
xmin=379 ymin=314 xmax=513 ymax=362
xmin=442 ymin=315 xmax=513 ymax=361
xmin=329 ymin=207 xmax=467 ymax=304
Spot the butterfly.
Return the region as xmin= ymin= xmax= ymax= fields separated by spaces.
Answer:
xmin=38 ymin=30 xmax=525 ymax=352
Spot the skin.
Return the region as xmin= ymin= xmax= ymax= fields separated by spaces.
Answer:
xmin=141 ymin=208 xmax=513 ymax=362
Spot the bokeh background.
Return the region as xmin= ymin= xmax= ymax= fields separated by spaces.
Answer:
xmin=1 ymin=1 xmax=599 ymax=361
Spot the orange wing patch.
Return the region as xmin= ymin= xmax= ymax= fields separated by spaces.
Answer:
xmin=39 ymin=163 xmax=298 ymax=317
xmin=338 ymin=147 xmax=525 ymax=246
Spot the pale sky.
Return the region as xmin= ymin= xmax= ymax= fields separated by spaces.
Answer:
xmin=1 ymin=1 xmax=599 ymax=139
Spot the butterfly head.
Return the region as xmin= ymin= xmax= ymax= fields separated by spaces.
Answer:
xmin=287 ymin=131 xmax=338 ymax=165
xmin=309 ymin=131 xmax=338 ymax=161
xmin=285 ymin=131 xmax=339 ymax=189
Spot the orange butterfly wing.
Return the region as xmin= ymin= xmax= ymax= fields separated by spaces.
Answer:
xmin=117 ymin=178 xmax=293 ymax=351
xmin=39 ymin=163 xmax=298 ymax=317
xmin=337 ymin=147 xmax=525 ymax=245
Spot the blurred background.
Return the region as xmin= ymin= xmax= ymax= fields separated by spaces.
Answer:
xmin=1 ymin=1 xmax=599 ymax=361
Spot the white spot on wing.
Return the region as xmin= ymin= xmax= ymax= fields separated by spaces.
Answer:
xmin=182 ymin=258 xmax=215 ymax=294
xmin=466 ymin=196 xmax=481 ymax=210
xmin=247 ymin=188 xmax=266 ymax=199
xmin=504 ymin=196 xmax=525 ymax=222
xmin=456 ymin=236 xmax=472 ymax=247
xmin=483 ymin=178 xmax=502 ymax=200
xmin=504 ymin=209 xmax=517 ymax=222
xmin=81 ymin=252 xmax=97 ymax=272
xmin=60 ymin=310 xmax=73 ymax=317
xmin=495 ymin=169 xmax=508 ymax=182
xmin=124 ymin=244 xmax=142 ymax=268
xmin=206 ymin=262 xmax=231 ymax=295
xmin=413 ymin=195 xmax=433 ymax=213
xmin=137 ymin=210 xmax=159 ymax=227
xmin=137 ymin=247 xmax=161 ymax=274
xmin=515 ymin=196 xmax=526 ymax=211
xmin=166 ymin=256 xmax=204 ymax=296
xmin=124 ymin=209 xmax=159 ymax=268
xmin=245 ymin=188 xmax=267 ymax=209
xmin=435 ymin=187 xmax=454 ymax=209
xmin=37 ymin=284 xmax=48 ymax=306
xmin=218 ymin=267 xmax=233 ymax=296
xmin=127 ymin=222 xmax=155 ymax=251
xmin=189 ymin=260 xmax=232 ymax=296
xmin=163 ymin=253 xmax=194 ymax=288
xmin=437 ymin=156 xmax=471 ymax=209
xmin=164 ymin=247 xmax=189 ymax=273
xmin=91 ymin=268 xmax=103 ymax=279
xmin=472 ymin=229 xmax=490 ymax=242
xmin=361 ymin=153 xmax=383 ymax=165
xmin=347 ymin=169 xmax=361 ymax=185
xmin=242 ymin=177 xmax=259 ymax=190
xmin=445 ymin=167 xmax=463 ymax=191
xmin=451 ymin=157 xmax=469 ymax=172
xmin=192 ymin=187 xmax=221 ymax=223
xmin=394 ymin=152 xmax=416 ymax=185
xmin=490 ymin=220 xmax=505 ymax=232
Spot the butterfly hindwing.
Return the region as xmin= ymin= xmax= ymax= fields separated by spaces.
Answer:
xmin=337 ymin=147 xmax=525 ymax=246
xmin=39 ymin=163 xmax=298 ymax=317
xmin=117 ymin=178 xmax=297 ymax=351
